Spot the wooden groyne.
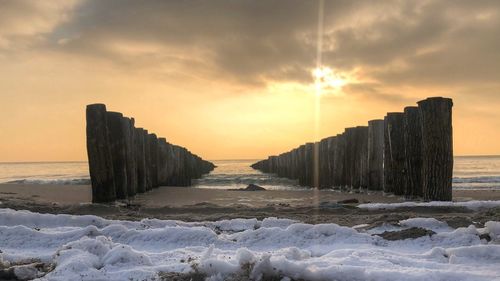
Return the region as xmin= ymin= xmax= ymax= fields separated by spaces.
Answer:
xmin=251 ymin=97 xmax=453 ymax=201
xmin=86 ymin=104 xmax=215 ymax=203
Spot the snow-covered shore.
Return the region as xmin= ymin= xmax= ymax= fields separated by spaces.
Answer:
xmin=1 ymin=209 xmax=499 ymax=281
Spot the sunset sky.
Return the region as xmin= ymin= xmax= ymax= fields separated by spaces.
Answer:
xmin=1 ymin=0 xmax=499 ymax=161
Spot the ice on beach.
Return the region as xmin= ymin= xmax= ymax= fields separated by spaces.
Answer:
xmin=358 ymin=200 xmax=500 ymax=210
xmin=0 ymin=209 xmax=499 ymax=281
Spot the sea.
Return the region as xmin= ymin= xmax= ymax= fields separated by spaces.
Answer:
xmin=0 ymin=156 xmax=499 ymax=190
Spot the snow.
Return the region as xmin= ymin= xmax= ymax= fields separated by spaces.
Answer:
xmin=358 ymin=200 xmax=500 ymax=210
xmin=0 ymin=208 xmax=499 ymax=281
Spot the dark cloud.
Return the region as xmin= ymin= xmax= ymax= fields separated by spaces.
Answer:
xmin=5 ymin=0 xmax=500 ymax=94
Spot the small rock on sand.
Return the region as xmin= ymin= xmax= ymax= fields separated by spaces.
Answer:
xmin=376 ymin=227 xmax=436 ymax=241
xmin=229 ymin=184 xmax=266 ymax=191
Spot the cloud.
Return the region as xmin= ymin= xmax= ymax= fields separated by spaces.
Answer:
xmin=0 ymin=0 xmax=79 ymax=49
xmin=2 ymin=0 xmax=500 ymax=97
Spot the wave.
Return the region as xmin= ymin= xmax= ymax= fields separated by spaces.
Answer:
xmin=4 ymin=178 xmax=91 ymax=185
xmin=453 ymin=176 xmax=500 ymax=184
xmin=193 ymin=173 xmax=299 ymax=187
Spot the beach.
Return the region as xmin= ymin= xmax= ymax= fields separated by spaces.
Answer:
xmin=2 ymin=159 xmax=500 ymax=280
xmin=1 ymin=183 xmax=500 ymax=227
xmin=1 ymin=183 xmax=500 ymax=280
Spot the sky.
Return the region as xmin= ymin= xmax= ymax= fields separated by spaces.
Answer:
xmin=0 ymin=0 xmax=499 ymax=161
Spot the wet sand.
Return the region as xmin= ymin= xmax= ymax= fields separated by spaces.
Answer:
xmin=1 ymin=184 xmax=500 ymax=227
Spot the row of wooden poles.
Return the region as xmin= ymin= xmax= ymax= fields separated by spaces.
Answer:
xmin=251 ymin=97 xmax=454 ymax=201
xmin=86 ymin=104 xmax=215 ymax=203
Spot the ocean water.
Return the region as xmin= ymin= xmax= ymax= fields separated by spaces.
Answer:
xmin=0 ymin=156 xmax=499 ymax=190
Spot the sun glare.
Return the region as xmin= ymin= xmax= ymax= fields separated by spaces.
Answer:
xmin=312 ymin=66 xmax=347 ymax=95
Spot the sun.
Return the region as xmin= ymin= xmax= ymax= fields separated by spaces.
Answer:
xmin=312 ymin=66 xmax=347 ymax=95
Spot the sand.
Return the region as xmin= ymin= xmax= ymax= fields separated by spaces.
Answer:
xmin=1 ymin=183 xmax=500 ymax=228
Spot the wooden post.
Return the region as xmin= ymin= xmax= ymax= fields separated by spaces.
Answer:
xmin=344 ymin=128 xmax=356 ymax=189
xmin=143 ymin=129 xmax=152 ymax=190
xmin=418 ymin=97 xmax=453 ymax=201
xmin=319 ymin=138 xmax=330 ymax=188
xmin=333 ymin=133 xmax=346 ymax=188
xmin=305 ymin=142 xmax=314 ymax=187
xmin=326 ymin=137 xmax=336 ymax=188
xmin=403 ymin=106 xmax=423 ymax=198
xmin=106 ymin=111 xmax=128 ymax=199
xmin=148 ymin=133 xmax=159 ymax=188
xmin=86 ymin=104 xmax=116 ymax=203
xmin=134 ymin=128 xmax=147 ymax=193
xmin=123 ymin=117 xmax=137 ymax=197
xmin=383 ymin=116 xmax=393 ymax=193
xmin=165 ymin=141 xmax=174 ymax=183
xmin=298 ymin=145 xmax=306 ymax=186
xmin=386 ymin=112 xmax=406 ymax=195
xmin=353 ymin=126 xmax=368 ymax=189
xmin=157 ymin=138 xmax=168 ymax=186
xmin=368 ymin=120 xmax=384 ymax=190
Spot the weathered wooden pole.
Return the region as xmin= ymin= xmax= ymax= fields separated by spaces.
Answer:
xmin=106 ymin=111 xmax=128 ymax=199
xmin=86 ymin=104 xmax=116 ymax=203
xmin=368 ymin=119 xmax=384 ymax=190
xmin=418 ymin=97 xmax=453 ymax=201
xmin=326 ymin=136 xmax=337 ymax=188
xmin=319 ymin=138 xmax=330 ymax=188
xmin=353 ymin=126 xmax=368 ymax=189
xmin=386 ymin=112 xmax=406 ymax=195
xmin=134 ymin=128 xmax=147 ymax=193
xmin=305 ymin=142 xmax=315 ymax=187
xmin=298 ymin=144 xmax=307 ymax=186
xmin=165 ymin=141 xmax=174 ymax=183
xmin=143 ymin=129 xmax=152 ymax=190
xmin=403 ymin=106 xmax=423 ymax=198
xmin=344 ymin=128 xmax=356 ymax=189
xmin=333 ymin=134 xmax=346 ymax=188
xmin=157 ymin=138 xmax=168 ymax=186
xmin=383 ymin=116 xmax=393 ymax=193
xmin=123 ymin=117 xmax=137 ymax=197
xmin=148 ymin=133 xmax=159 ymax=188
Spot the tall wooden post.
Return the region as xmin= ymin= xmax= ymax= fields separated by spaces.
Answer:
xmin=403 ymin=106 xmax=423 ymax=198
xmin=368 ymin=120 xmax=384 ymax=190
xmin=305 ymin=142 xmax=315 ymax=187
xmin=326 ymin=136 xmax=337 ymax=188
xmin=106 ymin=111 xmax=128 ymax=199
xmin=383 ymin=116 xmax=393 ymax=193
xmin=333 ymin=133 xmax=346 ymax=188
xmin=134 ymin=128 xmax=147 ymax=193
xmin=123 ymin=117 xmax=137 ymax=197
xmin=354 ymin=126 xmax=368 ymax=189
xmin=86 ymin=104 xmax=116 ymax=203
xmin=298 ymin=145 xmax=307 ymax=186
xmin=386 ymin=112 xmax=406 ymax=195
xmin=319 ymin=138 xmax=330 ymax=188
xmin=143 ymin=129 xmax=152 ymax=190
xmin=157 ymin=138 xmax=168 ymax=186
xmin=148 ymin=133 xmax=159 ymax=188
xmin=418 ymin=97 xmax=453 ymax=201
xmin=344 ymin=128 xmax=356 ymax=189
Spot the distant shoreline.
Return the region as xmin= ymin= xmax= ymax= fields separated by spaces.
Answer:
xmin=1 ymin=155 xmax=500 ymax=164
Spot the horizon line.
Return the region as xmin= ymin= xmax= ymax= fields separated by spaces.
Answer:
xmin=1 ymin=154 xmax=500 ymax=164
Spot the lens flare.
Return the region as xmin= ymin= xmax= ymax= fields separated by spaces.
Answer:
xmin=313 ymin=66 xmax=347 ymax=96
